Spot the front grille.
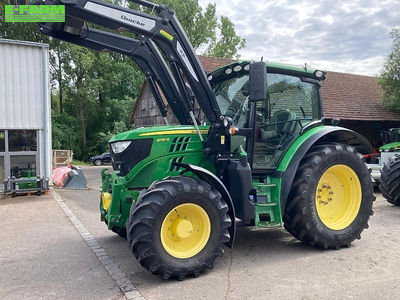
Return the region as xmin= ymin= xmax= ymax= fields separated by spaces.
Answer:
xmin=110 ymin=138 xmax=153 ymax=176
xmin=169 ymin=137 xmax=191 ymax=152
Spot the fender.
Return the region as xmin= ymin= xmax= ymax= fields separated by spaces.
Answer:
xmin=176 ymin=163 xmax=236 ymax=248
xmin=279 ymin=126 xmax=372 ymax=212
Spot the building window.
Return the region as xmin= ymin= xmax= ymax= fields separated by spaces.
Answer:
xmin=10 ymin=155 xmax=37 ymax=178
xmin=8 ymin=130 xmax=37 ymax=152
xmin=0 ymin=131 xmax=4 ymax=152
xmin=0 ymin=156 xmax=4 ymax=184
xmin=0 ymin=130 xmax=39 ymax=186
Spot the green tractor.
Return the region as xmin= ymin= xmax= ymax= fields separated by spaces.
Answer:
xmin=380 ymin=128 xmax=400 ymax=152
xmin=38 ymin=0 xmax=374 ymax=280
xmin=380 ymin=154 xmax=400 ymax=206
xmin=367 ymin=128 xmax=400 ymax=182
xmin=378 ymin=128 xmax=400 ymax=205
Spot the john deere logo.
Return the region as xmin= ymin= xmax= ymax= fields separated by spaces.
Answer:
xmin=5 ymin=5 xmax=65 ymax=22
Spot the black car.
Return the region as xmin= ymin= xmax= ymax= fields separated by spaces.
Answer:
xmin=90 ymin=152 xmax=112 ymax=166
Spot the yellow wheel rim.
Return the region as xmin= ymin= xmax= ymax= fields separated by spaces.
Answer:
xmin=315 ymin=165 xmax=362 ymax=230
xmin=160 ymin=203 xmax=211 ymax=259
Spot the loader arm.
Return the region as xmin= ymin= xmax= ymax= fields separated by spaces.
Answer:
xmin=37 ymin=0 xmax=222 ymax=124
xmin=38 ymin=23 xmax=192 ymax=124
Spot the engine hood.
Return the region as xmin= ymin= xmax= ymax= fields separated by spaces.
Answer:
xmin=380 ymin=142 xmax=400 ymax=152
xmin=108 ymin=125 xmax=210 ymax=143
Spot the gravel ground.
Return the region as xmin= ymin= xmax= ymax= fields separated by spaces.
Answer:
xmin=1 ymin=166 xmax=400 ymax=299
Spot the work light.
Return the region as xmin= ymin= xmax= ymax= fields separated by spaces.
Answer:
xmin=111 ymin=141 xmax=132 ymax=154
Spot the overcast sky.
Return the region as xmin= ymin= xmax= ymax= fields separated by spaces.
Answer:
xmin=199 ymin=0 xmax=399 ymax=76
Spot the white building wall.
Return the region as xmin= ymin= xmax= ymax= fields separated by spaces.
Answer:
xmin=0 ymin=39 xmax=51 ymax=179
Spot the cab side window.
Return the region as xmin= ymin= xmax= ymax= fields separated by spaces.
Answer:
xmin=214 ymin=74 xmax=250 ymax=152
xmin=253 ymin=73 xmax=319 ymax=169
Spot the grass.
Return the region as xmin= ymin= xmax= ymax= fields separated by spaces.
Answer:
xmin=71 ymin=160 xmax=91 ymax=166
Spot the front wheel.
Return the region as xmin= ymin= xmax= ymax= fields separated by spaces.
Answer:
xmin=94 ymin=159 xmax=102 ymax=166
xmin=127 ymin=176 xmax=231 ymax=280
xmin=284 ymin=144 xmax=375 ymax=249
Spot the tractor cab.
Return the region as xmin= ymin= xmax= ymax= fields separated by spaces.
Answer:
xmin=209 ymin=61 xmax=325 ymax=169
xmin=388 ymin=128 xmax=400 ymax=142
xmin=380 ymin=128 xmax=400 ymax=152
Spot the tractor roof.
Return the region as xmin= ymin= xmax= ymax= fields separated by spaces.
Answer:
xmin=210 ymin=60 xmax=326 ymax=81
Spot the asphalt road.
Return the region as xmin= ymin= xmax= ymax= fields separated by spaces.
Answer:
xmin=0 ymin=184 xmax=123 ymax=299
xmin=2 ymin=165 xmax=400 ymax=299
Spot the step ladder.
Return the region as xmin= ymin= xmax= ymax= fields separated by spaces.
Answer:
xmin=253 ymin=182 xmax=282 ymax=227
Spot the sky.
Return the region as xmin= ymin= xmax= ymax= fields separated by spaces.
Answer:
xmin=198 ymin=0 xmax=399 ymax=76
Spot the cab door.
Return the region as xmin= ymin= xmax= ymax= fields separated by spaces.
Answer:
xmin=251 ymin=73 xmax=321 ymax=169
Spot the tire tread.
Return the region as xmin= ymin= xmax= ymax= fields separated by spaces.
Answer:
xmin=127 ymin=176 xmax=231 ymax=280
xmin=380 ymin=154 xmax=400 ymax=205
xmin=283 ymin=143 xmax=375 ymax=249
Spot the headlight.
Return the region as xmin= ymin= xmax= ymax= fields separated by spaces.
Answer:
xmin=315 ymin=70 xmax=324 ymax=78
xmin=111 ymin=141 xmax=132 ymax=154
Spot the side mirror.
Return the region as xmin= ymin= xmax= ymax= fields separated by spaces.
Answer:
xmin=249 ymin=61 xmax=267 ymax=101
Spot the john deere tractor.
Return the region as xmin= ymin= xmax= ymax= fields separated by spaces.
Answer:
xmin=380 ymin=154 xmax=400 ymax=206
xmin=378 ymin=128 xmax=400 ymax=205
xmin=367 ymin=128 xmax=400 ymax=181
xmin=37 ymin=0 xmax=375 ymax=280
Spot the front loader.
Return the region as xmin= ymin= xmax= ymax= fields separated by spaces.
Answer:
xmin=36 ymin=0 xmax=375 ymax=280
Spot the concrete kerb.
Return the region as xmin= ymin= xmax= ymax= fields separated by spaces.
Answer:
xmin=51 ymin=189 xmax=145 ymax=300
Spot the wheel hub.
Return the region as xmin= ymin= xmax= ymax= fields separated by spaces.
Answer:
xmin=315 ymin=165 xmax=362 ymax=230
xmin=316 ymin=184 xmax=334 ymax=206
xmin=171 ymin=219 xmax=193 ymax=239
xmin=161 ymin=203 xmax=211 ymax=259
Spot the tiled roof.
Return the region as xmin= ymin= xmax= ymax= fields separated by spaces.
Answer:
xmin=198 ymin=55 xmax=234 ymax=73
xmin=133 ymin=55 xmax=400 ymax=122
xmin=198 ymin=56 xmax=400 ymax=121
xmin=321 ymin=71 xmax=400 ymax=121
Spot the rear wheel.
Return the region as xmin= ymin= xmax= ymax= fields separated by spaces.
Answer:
xmin=284 ymin=144 xmax=374 ymax=249
xmin=127 ymin=176 xmax=231 ymax=280
xmin=380 ymin=154 xmax=400 ymax=205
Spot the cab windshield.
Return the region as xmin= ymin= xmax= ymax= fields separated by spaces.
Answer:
xmin=212 ymin=71 xmax=322 ymax=168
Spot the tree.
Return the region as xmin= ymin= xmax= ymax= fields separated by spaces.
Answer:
xmin=207 ymin=16 xmax=246 ymax=60
xmin=150 ymin=0 xmax=217 ymax=50
xmin=139 ymin=0 xmax=245 ymax=59
xmin=49 ymin=40 xmax=70 ymax=114
xmin=1 ymin=0 xmax=246 ymax=160
xmin=0 ymin=1 xmax=48 ymax=42
xmin=65 ymin=45 xmax=98 ymax=150
xmin=379 ymin=28 xmax=400 ymax=111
